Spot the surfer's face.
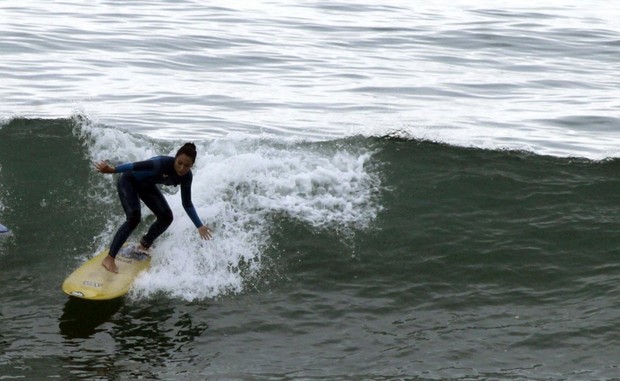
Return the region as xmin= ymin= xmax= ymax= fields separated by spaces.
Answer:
xmin=174 ymin=154 xmax=194 ymax=176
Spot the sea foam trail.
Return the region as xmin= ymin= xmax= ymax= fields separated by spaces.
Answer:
xmin=76 ymin=120 xmax=382 ymax=301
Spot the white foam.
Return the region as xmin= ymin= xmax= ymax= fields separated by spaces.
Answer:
xmin=75 ymin=120 xmax=382 ymax=301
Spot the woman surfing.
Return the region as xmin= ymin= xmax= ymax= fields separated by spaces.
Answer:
xmin=95 ymin=143 xmax=212 ymax=273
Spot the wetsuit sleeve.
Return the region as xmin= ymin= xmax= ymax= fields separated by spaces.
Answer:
xmin=181 ymin=175 xmax=203 ymax=228
xmin=114 ymin=163 xmax=134 ymax=172
xmin=114 ymin=159 xmax=159 ymax=173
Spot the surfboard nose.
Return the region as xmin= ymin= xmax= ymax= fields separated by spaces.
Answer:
xmin=62 ymin=243 xmax=151 ymax=300
xmin=62 ymin=279 xmax=108 ymax=300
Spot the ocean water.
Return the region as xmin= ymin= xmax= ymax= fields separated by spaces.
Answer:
xmin=2 ymin=1 xmax=620 ymax=380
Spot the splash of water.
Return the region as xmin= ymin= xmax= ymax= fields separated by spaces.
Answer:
xmin=75 ymin=119 xmax=382 ymax=301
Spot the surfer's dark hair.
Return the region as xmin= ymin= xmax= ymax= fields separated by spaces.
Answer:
xmin=176 ymin=142 xmax=197 ymax=163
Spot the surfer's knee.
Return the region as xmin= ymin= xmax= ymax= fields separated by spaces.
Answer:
xmin=160 ymin=209 xmax=173 ymax=227
xmin=127 ymin=210 xmax=142 ymax=227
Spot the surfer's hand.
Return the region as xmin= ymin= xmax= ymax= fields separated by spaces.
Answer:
xmin=95 ymin=161 xmax=115 ymax=174
xmin=198 ymin=225 xmax=213 ymax=240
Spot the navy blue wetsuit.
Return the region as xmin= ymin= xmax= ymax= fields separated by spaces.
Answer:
xmin=109 ymin=156 xmax=203 ymax=258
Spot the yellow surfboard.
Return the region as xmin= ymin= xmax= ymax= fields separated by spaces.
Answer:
xmin=62 ymin=244 xmax=151 ymax=300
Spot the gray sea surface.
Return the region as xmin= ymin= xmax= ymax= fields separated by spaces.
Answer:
xmin=2 ymin=2 xmax=620 ymax=380
xmin=2 ymin=1 xmax=620 ymax=157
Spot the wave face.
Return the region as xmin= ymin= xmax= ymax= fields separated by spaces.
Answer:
xmin=3 ymin=117 xmax=620 ymax=379
xmin=3 ymin=117 xmax=620 ymax=302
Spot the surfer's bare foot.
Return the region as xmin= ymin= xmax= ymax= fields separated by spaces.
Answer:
xmin=102 ymin=255 xmax=118 ymax=273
